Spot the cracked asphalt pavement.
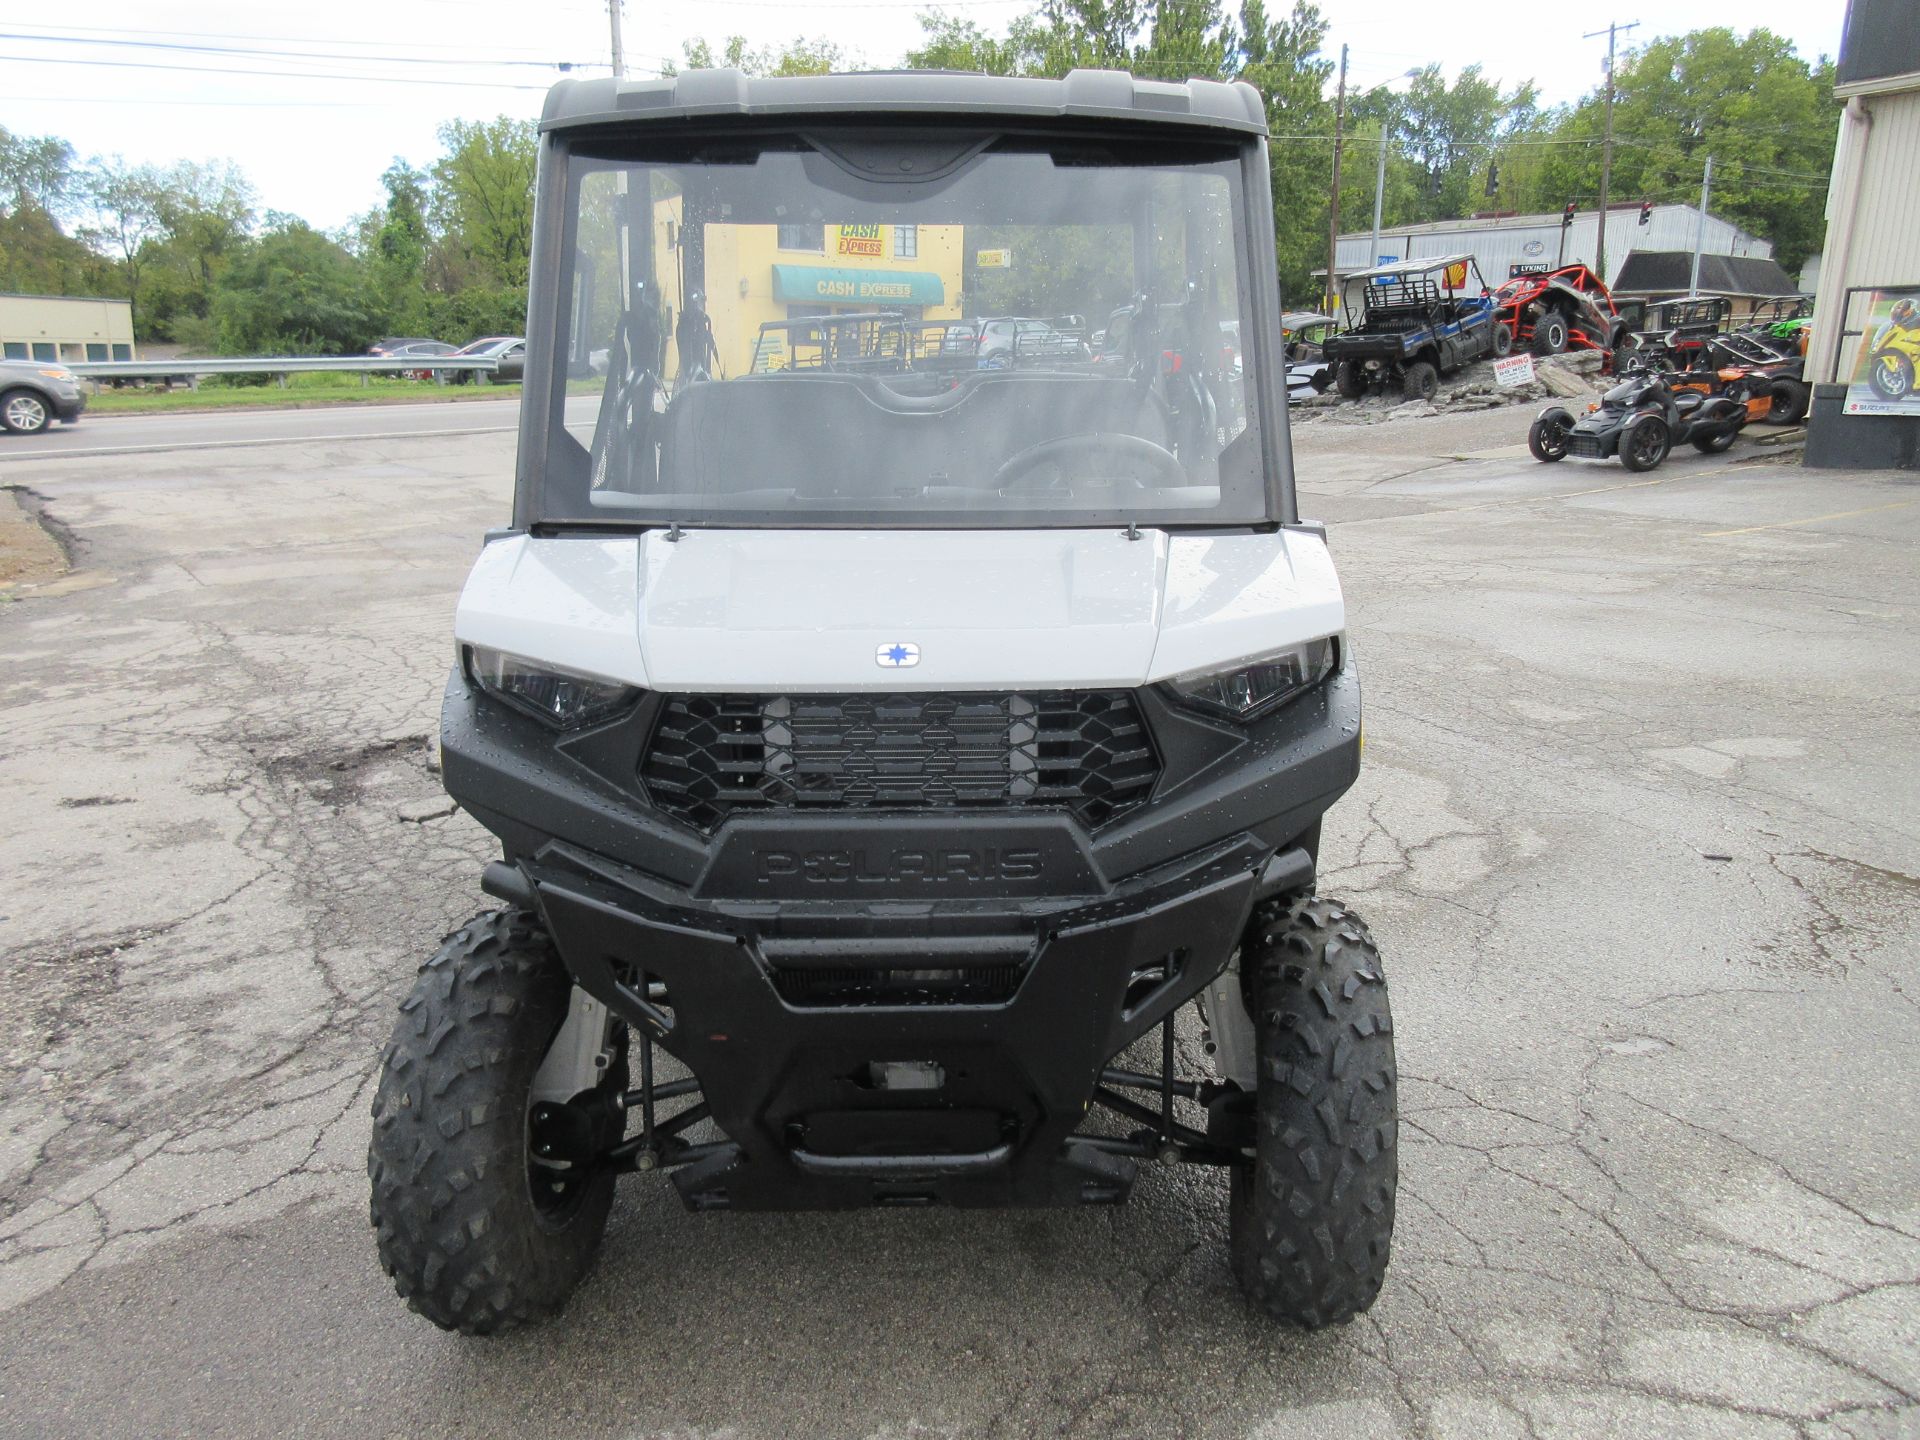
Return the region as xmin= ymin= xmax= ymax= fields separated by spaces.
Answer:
xmin=0 ymin=405 xmax=1916 ymax=1438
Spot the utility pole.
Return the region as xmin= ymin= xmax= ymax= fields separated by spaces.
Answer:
xmin=1326 ymin=44 xmax=1348 ymax=313
xmin=609 ymin=0 xmax=626 ymax=79
xmin=1369 ymin=124 xmax=1390 ymax=274
xmin=1583 ymin=20 xmax=1636 ymax=283
xmin=1689 ymin=153 xmax=1713 ymax=296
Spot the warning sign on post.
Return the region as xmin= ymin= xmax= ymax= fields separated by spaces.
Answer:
xmin=1493 ymin=354 xmax=1536 ymax=389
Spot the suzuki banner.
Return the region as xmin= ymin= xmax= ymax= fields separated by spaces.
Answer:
xmin=1842 ymin=286 xmax=1920 ymax=416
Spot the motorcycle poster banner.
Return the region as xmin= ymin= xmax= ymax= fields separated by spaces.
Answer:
xmin=1843 ymin=286 xmax=1920 ymax=414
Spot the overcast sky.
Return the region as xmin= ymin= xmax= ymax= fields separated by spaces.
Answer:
xmin=1 ymin=0 xmax=1846 ymax=232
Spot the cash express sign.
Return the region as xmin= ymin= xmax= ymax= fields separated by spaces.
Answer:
xmin=836 ymin=224 xmax=884 ymax=258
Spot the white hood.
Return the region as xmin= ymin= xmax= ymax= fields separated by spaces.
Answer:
xmin=455 ymin=527 xmax=1344 ymax=692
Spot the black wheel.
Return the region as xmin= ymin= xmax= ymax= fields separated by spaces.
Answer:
xmin=1619 ymin=415 xmax=1671 ymax=473
xmin=1529 ymin=409 xmax=1573 ymax=462
xmin=1401 ymin=360 xmax=1438 ymax=401
xmin=1491 ymin=324 xmax=1514 ymax=358
xmin=1534 ymin=314 xmax=1569 ymax=355
xmin=1 ymin=388 xmax=52 ymax=435
xmin=1692 ymin=426 xmax=1738 ymax=454
xmin=1767 ymin=377 xmax=1808 ymax=425
xmin=1334 ymin=361 xmax=1366 ymax=399
xmin=1868 ymin=352 xmax=1913 ymax=401
xmin=369 ymin=909 xmax=625 ymax=1334
xmin=1229 ymin=896 xmax=1396 ymax=1328
xmin=1311 ymin=368 xmax=1332 ymax=393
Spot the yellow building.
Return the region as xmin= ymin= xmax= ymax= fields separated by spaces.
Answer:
xmin=0 ymin=293 xmax=137 ymax=364
xmin=653 ymin=200 xmax=964 ymax=378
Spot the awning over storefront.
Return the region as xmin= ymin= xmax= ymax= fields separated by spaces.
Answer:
xmin=771 ymin=264 xmax=945 ymax=306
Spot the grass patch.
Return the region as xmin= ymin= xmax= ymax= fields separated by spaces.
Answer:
xmin=86 ymin=371 xmax=519 ymax=415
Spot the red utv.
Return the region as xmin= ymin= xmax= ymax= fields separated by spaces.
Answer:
xmin=1490 ymin=264 xmax=1628 ymax=359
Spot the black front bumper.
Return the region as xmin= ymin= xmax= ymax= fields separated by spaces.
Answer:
xmin=441 ymin=660 xmax=1361 ymax=1209
xmin=519 ymin=833 xmax=1276 ymax=1209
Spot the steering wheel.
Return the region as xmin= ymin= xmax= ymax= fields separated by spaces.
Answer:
xmin=992 ymin=432 xmax=1185 ymax=494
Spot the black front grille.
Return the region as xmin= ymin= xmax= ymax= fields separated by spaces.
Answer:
xmin=640 ymin=690 xmax=1159 ymax=833
xmin=1568 ymin=432 xmax=1609 ymax=459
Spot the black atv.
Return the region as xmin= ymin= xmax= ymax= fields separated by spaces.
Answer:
xmin=1529 ymin=361 xmax=1748 ymax=473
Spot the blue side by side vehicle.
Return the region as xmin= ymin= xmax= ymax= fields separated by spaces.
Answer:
xmin=1324 ymin=253 xmax=1508 ymax=401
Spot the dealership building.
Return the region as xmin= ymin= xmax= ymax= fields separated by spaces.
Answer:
xmin=1330 ymin=203 xmax=1776 ymax=295
xmin=0 ymin=292 xmax=137 ymax=364
xmin=1805 ymin=0 xmax=1920 ymax=470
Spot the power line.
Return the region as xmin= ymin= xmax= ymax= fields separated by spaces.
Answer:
xmin=0 ymin=30 xmax=608 ymax=71
xmin=6 ymin=93 xmax=382 ymax=109
xmin=1 ymin=54 xmax=577 ymax=89
xmin=0 ymin=19 xmax=598 ymax=57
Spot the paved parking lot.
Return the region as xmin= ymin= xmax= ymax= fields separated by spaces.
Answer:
xmin=0 ymin=409 xmax=1916 ymax=1438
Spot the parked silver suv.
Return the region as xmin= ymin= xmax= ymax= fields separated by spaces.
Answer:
xmin=0 ymin=359 xmax=88 ymax=435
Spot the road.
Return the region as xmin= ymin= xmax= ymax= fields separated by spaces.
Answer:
xmin=0 ymin=396 xmax=529 ymax=462
xmin=0 ymin=404 xmax=1916 ymax=1438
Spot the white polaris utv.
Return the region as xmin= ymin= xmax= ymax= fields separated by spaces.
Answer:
xmin=369 ymin=66 xmax=1396 ymax=1335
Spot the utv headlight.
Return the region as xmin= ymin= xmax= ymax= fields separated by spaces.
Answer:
xmin=466 ymin=646 xmax=640 ymax=730
xmin=1165 ymin=636 xmax=1338 ymax=722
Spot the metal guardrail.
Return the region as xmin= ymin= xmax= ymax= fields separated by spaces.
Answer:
xmin=62 ymin=354 xmax=506 ymax=386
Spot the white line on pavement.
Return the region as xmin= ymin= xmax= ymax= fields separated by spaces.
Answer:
xmin=0 ymin=424 xmax=522 ymax=463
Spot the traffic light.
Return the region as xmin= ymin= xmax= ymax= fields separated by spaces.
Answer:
xmin=1484 ymin=160 xmax=1500 ymax=198
xmin=1561 ymin=202 xmax=1577 ymax=229
xmin=1638 ymin=200 xmax=1653 ymax=226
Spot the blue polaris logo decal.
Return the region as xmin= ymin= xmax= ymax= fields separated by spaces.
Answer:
xmin=876 ymin=641 xmax=920 ymax=668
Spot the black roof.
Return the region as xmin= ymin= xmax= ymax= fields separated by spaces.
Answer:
xmin=1837 ymin=0 xmax=1920 ymax=89
xmin=541 ymin=68 xmax=1267 ymax=136
xmin=1610 ymin=250 xmax=1802 ymax=299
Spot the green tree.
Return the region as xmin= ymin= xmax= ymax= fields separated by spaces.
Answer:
xmin=1226 ymin=1 xmax=1336 ymax=303
xmin=360 ymin=160 xmax=434 ymax=336
xmin=0 ymin=205 xmax=108 ymax=296
xmin=907 ymin=1 xmax=1337 ymax=303
xmin=213 ymin=219 xmax=380 ymax=354
xmin=139 ymin=161 xmax=257 ymax=344
xmin=1 ymin=126 xmax=77 ymax=216
xmin=669 ymin=36 xmax=849 ymax=76
xmin=429 ymin=117 xmax=538 ymax=293
xmin=1532 ymin=28 xmax=1837 ymax=270
xmin=0 ymin=126 xmax=105 ymax=296
xmin=1375 ymin=65 xmax=1537 ymax=225
xmin=907 ymin=13 xmax=1047 ymax=74
xmin=78 ymin=157 xmax=166 ymax=324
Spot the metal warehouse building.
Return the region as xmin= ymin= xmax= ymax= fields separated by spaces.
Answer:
xmin=0 ymin=293 xmax=137 ymax=364
xmin=1806 ymin=0 xmax=1920 ymax=470
xmin=1332 ymin=204 xmax=1773 ymax=292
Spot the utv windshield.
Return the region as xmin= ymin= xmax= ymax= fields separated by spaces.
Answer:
xmin=537 ymin=132 xmax=1267 ymax=527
